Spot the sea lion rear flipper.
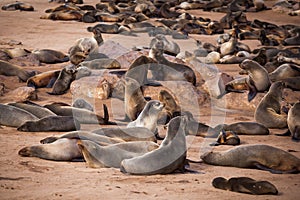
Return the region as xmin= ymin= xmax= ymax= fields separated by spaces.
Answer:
xmin=275 ymin=130 xmax=291 ymax=137
xmin=254 ymin=163 xmax=297 ymax=174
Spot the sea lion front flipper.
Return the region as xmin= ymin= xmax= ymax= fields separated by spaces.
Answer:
xmin=103 ymin=104 xmax=109 ymax=123
xmin=247 ymin=80 xmax=258 ymax=102
xmin=275 ymin=130 xmax=291 ymax=137
xmin=40 ymin=136 xmax=59 ymax=144
xmin=46 ymin=77 xmax=58 ymax=88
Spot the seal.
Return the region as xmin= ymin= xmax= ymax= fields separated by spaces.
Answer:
xmin=7 ymin=101 xmax=56 ymax=118
xmin=201 ymin=144 xmax=300 ymax=174
xmin=158 ymin=89 xmax=181 ymax=124
xmin=92 ymin=127 xmax=157 ymax=142
xmin=30 ymin=49 xmax=69 ymax=64
xmin=268 ymin=63 xmax=300 ymax=82
xmin=72 ymin=98 xmax=94 ymax=111
xmin=17 ymin=116 xmax=80 ymax=132
xmin=0 ymin=104 xmax=38 ymax=128
xmin=149 ymin=40 xmax=196 ymax=86
xmin=120 ymin=116 xmax=187 ymax=175
xmin=0 ymin=60 xmax=35 ymax=82
xmin=47 ymin=65 xmax=77 ymax=95
xmin=215 ymin=122 xmax=270 ymax=135
xmin=78 ymin=58 xmax=121 ymax=69
xmin=254 ymin=81 xmax=287 ymax=129
xmin=77 ymin=140 xmax=159 ymax=168
xmin=124 ymin=77 xmax=147 ymax=121
xmin=40 ymin=131 xmax=125 ymax=146
xmin=1 ymin=2 xmax=34 ymax=11
xmin=127 ymin=100 xmax=164 ymax=133
xmin=212 ymin=177 xmax=278 ymax=195
xmin=239 ymin=59 xmax=271 ymax=101
xmin=18 ymin=138 xmax=82 ymax=161
xmin=276 ymin=102 xmax=300 ymax=141
xmin=44 ymin=103 xmax=116 ymax=125
xmin=26 ymin=70 xmax=61 ymax=88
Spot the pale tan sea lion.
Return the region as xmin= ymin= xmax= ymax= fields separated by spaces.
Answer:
xmin=120 ymin=116 xmax=187 ymax=175
xmin=201 ymin=144 xmax=300 ymax=174
xmin=212 ymin=177 xmax=278 ymax=195
xmin=0 ymin=104 xmax=38 ymax=127
xmin=254 ymin=81 xmax=287 ymax=129
xmin=78 ymin=140 xmax=159 ymax=168
xmin=26 ymin=70 xmax=60 ymax=88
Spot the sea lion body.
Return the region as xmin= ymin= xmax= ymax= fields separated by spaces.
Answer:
xmin=201 ymin=144 xmax=300 ymax=173
xmin=78 ymin=140 xmax=159 ymax=168
xmin=27 ymin=70 xmax=60 ymax=88
xmin=78 ymin=58 xmax=121 ymax=69
xmin=254 ymin=81 xmax=287 ymax=129
xmin=31 ymin=49 xmax=69 ymax=64
xmin=120 ymin=116 xmax=187 ymax=175
xmin=268 ymin=63 xmax=300 ymax=82
xmin=0 ymin=104 xmax=38 ymax=127
xmin=221 ymin=122 xmax=269 ymax=135
xmin=19 ymin=138 xmax=82 ymax=161
xmin=8 ymin=102 xmax=56 ymax=118
xmin=17 ymin=116 xmax=80 ymax=132
xmin=0 ymin=60 xmax=34 ymax=82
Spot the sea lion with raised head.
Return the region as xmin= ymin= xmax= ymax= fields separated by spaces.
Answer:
xmin=201 ymin=144 xmax=300 ymax=174
xmin=78 ymin=140 xmax=159 ymax=168
xmin=212 ymin=177 xmax=278 ymax=195
xmin=120 ymin=116 xmax=188 ymax=175
xmin=254 ymin=81 xmax=287 ymax=129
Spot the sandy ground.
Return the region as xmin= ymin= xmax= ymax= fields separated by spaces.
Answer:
xmin=0 ymin=0 xmax=299 ymax=199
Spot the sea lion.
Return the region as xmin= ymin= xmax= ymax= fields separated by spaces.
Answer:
xmin=210 ymin=130 xmax=240 ymax=146
xmin=284 ymin=27 xmax=300 ymax=45
xmin=0 ymin=60 xmax=35 ymax=82
xmin=149 ymin=40 xmax=196 ymax=86
xmin=44 ymin=103 xmax=115 ymax=125
xmin=276 ymin=102 xmax=300 ymax=141
xmin=212 ymin=177 xmax=278 ymax=195
xmin=120 ymin=116 xmax=187 ymax=175
xmin=92 ymin=127 xmax=156 ymax=142
xmin=0 ymin=104 xmax=38 ymax=127
xmin=40 ymin=10 xmax=84 ymax=21
xmin=19 ymin=138 xmax=82 ymax=161
xmin=87 ymin=23 xmax=120 ymax=34
xmin=158 ymin=89 xmax=181 ymax=124
xmin=149 ymin=34 xmax=180 ymax=56
xmin=238 ymin=59 xmax=271 ymax=101
xmin=282 ymin=77 xmax=300 ymax=91
xmin=254 ymin=81 xmax=287 ymax=129
xmin=78 ymin=58 xmax=121 ymax=69
xmin=47 ymin=65 xmax=77 ymax=95
xmin=159 ymin=2 xmax=180 ymax=19
xmin=217 ymin=122 xmax=270 ymax=135
xmin=1 ymin=2 xmax=34 ymax=11
xmin=268 ymin=63 xmax=300 ymax=82
xmin=277 ymin=54 xmax=300 ymax=65
xmin=72 ymin=98 xmax=94 ymax=111
xmin=30 ymin=49 xmax=69 ymax=64
xmin=219 ymin=34 xmax=238 ymax=57
xmin=17 ymin=116 xmax=80 ymax=132
xmin=201 ymin=144 xmax=300 ymax=174
xmin=78 ymin=140 xmax=159 ymax=168
xmin=124 ymin=77 xmax=147 ymax=121
xmin=26 ymin=70 xmax=60 ymax=88
xmin=127 ymin=100 xmax=164 ymax=133
xmin=40 ymin=131 xmax=125 ymax=146
xmin=7 ymin=102 xmax=56 ymax=118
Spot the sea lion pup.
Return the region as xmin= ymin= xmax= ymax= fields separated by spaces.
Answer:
xmin=92 ymin=127 xmax=157 ymax=142
xmin=149 ymin=34 xmax=180 ymax=56
xmin=201 ymin=144 xmax=300 ymax=174
xmin=238 ymin=59 xmax=271 ymax=101
xmin=44 ymin=103 xmax=116 ymax=125
xmin=0 ymin=60 xmax=35 ymax=82
xmin=276 ymin=102 xmax=300 ymax=141
xmin=216 ymin=122 xmax=270 ymax=135
xmin=40 ymin=131 xmax=125 ymax=146
xmin=158 ymin=89 xmax=181 ymax=124
xmin=72 ymin=98 xmax=94 ymax=111
xmin=27 ymin=70 xmax=60 ymax=88
xmin=120 ymin=116 xmax=188 ymax=175
xmin=212 ymin=177 xmax=278 ymax=195
xmin=77 ymin=140 xmax=159 ymax=168
xmin=30 ymin=49 xmax=69 ymax=64
xmin=19 ymin=138 xmax=82 ymax=161
xmin=124 ymin=77 xmax=147 ymax=121
xmin=0 ymin=104 xmax=38 ymax=127
xmin=1 ymin=2 xmax=34 ymax=11
xmin=127 ymin=100 xmax=164 ymax=134
xmin=268 ymin=63 xmax=300 ymax=82
xmin=210 ymin=130 xmax=240 ymax=146
xmin=17 ymin=116 xmax=80 ymax=132
xmin=69 ymin=28 xmax=104 ymax=65
xmin=149 ymin=40 xmax=196 ymax=86
xmin=87 ymin=23 xmax=120 ymax=34
xmin=78 ymin=58 xmax=121 ymax=69
xmin=254 ymin=81 xmax=287 ymax=129
xmin=47 ymin=65 xmax=77 ymax=95
xmin=284 ymin=27 xmax=300 ymax=45
xmin=7 ymin=102 xmax=56 ymax=118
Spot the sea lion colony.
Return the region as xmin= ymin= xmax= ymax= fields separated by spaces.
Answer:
xmin=0 ymin=0 xmax=300 ymax=197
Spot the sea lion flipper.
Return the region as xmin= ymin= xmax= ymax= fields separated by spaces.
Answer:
xmin=40 ymin=136 xmax=58 ymax=144
xmin=292 ymin=126 xmax=300 ymax=142
xmin=247 ymin=85 xmax=257 ymax=102
xmin=103 ymin=104 xmax=109 ymax=123
xmin=254 ymin=163 xmax=293 ymax=174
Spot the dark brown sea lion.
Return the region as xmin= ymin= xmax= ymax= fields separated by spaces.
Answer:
xmin=120 ymin=116 xmax=188 ymax=175
xmin=254 ymin=81 xmax=287 ymax=129
xmin=201 ymin=144 xmax=300 ymax=174
xmin=212 ymin=177 xmax=278 ymax=195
